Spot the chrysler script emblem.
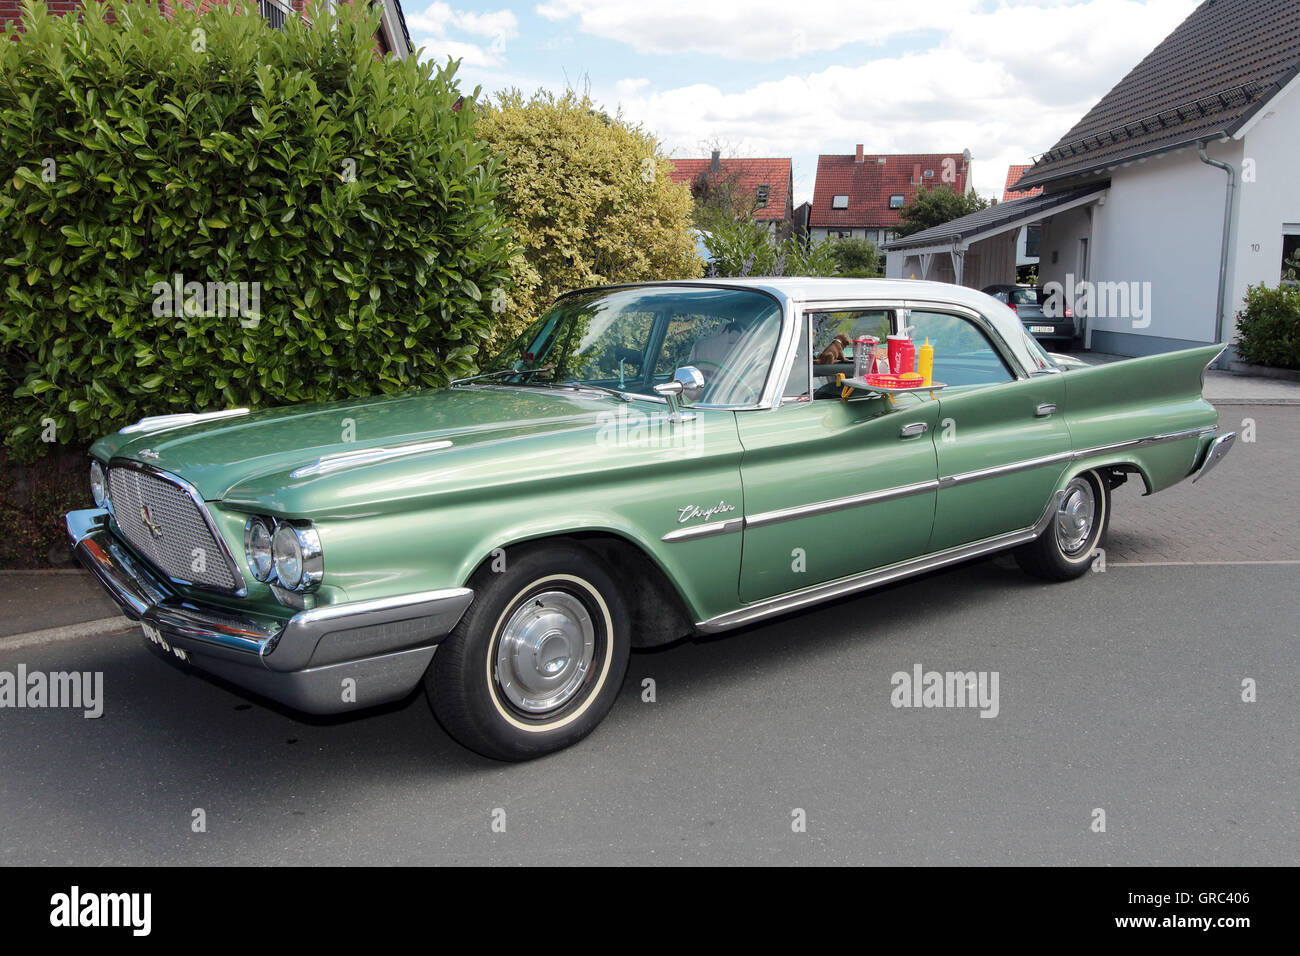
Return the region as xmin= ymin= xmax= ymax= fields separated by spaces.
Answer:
xmin=676 ymin=500 xmax=736 ymax=524
xmin=139 ymin=504 xmax=164 ymax=539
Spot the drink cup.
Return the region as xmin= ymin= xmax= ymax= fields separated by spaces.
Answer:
xmin=887 ymin=335 xmax=915 ymax=375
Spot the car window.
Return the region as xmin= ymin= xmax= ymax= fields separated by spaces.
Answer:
xmin=905 ymin=310 xmax=1014 ymax=387
xmin=807 ymin=309 xmax=893 ymax=399
xmin=1010 ymin=288 xmax=1039 ymax=305
xmin=487 ymin=286 xmax=783 ymax=406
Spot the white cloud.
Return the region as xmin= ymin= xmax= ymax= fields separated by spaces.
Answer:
xmin=537 ymin=0 xmax=983 ymax=59
xmin=408 ymin=3 xmax=520 ymax=68
xmin=591 ymin=0 xmax=1201 ymax=201
xmin=615 ymin=77 xmax=651 ymax=97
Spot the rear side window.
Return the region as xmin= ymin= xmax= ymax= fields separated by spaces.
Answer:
xmin=809 ymin=309 xmax=893 ymax=399
xmin=906 ymin=311 xmax=1014 ymax=387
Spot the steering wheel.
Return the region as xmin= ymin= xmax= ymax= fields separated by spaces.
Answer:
xmin=689 ymin=359 xmax=760 ymax=403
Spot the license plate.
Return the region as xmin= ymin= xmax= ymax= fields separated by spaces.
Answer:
xmin=1029 ymin=326 xmax=1055 ymax=334
xmin=142 ymin=621 xmax=188 ymax=662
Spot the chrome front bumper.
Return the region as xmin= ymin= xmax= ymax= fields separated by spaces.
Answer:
xmin=66 ymin=509 xmax=474 ymax=714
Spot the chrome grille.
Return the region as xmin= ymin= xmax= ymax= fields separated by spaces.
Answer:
xmin=107 ymin=467 xmax=240 ymax=592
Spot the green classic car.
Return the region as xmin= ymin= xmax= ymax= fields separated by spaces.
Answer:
xmin=66 ymin=279 xmax=1235 ymax=760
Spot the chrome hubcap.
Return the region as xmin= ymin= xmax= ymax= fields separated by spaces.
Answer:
xmin=495 ymin=590 xmax=595 ymax=715
xmin=1056 ymin=477 xmax=1096 ymax=556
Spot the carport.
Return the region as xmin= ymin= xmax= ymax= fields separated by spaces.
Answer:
xmin=884 ymin=183 xmax=1109 ymax=288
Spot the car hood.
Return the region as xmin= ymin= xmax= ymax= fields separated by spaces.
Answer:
xmin=91 ymin=386 xmax=622 ymax=505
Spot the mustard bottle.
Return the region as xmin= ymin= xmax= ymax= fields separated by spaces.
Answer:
xmin=918 ymin=338 xmax=934 ymax=386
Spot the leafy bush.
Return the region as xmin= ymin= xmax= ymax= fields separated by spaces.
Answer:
xmin=1234 ymin=283 xmax=1300 ymax=370
xmin=703 ymin=216 xmax=838 ymax=277
xmin=0 ymin=0 xmax=512 ymax=458
xmin=476 ymin=89 xmax=701 ymax=347
xmin=827 ymin=236 xmax=881 ymax=277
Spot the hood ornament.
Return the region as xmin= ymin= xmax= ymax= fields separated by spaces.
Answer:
xmin=138 ymin=449 xmax=160 ymax=461
xmin=140 ymin=504 xmax=164 ymax=539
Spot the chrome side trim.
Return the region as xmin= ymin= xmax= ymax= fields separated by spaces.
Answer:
xmin=938 ymin=451 xmax=1073 ymax=488
xmin=745 ymin=479 xmax=939 ymax=529
xmin=663 ymin=425 xmax=1216 ymax=545
xmin=1071 ymin=424 xmax=1216 ymax=461
xmin=696 ymin=490 xmax=1066 ymax=632
xmin=120 ymin=408 xmax=250 ymax=434
xmin=290 ymin=439 xmax=454 ymax=478
xmin=661 ymin=518 xmax=744 ymax=542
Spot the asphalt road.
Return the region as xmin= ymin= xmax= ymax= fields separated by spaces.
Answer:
xmin=1 ymin=557 xmax=1295 ymax=865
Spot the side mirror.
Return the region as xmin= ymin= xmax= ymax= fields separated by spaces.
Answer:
xmin=654 ymin=366 xmax=705 ymax=422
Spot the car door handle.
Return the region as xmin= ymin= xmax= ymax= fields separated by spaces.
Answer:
xmin=899 ymin=422 xmax=929 ymax=438
xmin=1035 ymin=403 xmax=1058 ymax=417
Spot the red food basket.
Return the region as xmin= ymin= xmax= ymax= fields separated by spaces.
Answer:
xmin=862 ymin=373 xmax=925 ymax=389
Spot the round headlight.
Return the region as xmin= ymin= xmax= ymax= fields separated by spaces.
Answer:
xmin=89 ymin=461 xmax=107 ymax=508
xmin=244 ymin=517 xmax=275 ymax=582
xmin=271 ymin=523 xmax=322 ymax=592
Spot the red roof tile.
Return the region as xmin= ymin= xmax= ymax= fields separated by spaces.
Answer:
xmin=809 ymin=151 xmax=970 ymax=229
xmin=1003 ymin=164 xmax=1043 ymax=201
xmin=668 ymin=158 xmax=793 ymax=221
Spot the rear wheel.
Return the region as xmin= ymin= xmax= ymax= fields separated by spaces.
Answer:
xmin=427 ymin=543 xmax=630 ymax=761
xmin=1014 ymin=470 xmax=1110 ymax=581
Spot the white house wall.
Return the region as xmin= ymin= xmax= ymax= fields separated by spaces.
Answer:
xmin=1233 ymin=80 xmax=1300 ymax=344
xmin=1038 ymin=141 xmax=1239 ymax=355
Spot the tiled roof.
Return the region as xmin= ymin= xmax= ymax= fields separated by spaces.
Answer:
xmin=668 ymin=158 xmax=793 ymax=221
xmin=1015 ymin=0 xmax=1300 ymax=191
xmin=1003 ymin=164 xmax=1042 ymax=201
xmin=810 ymin=152 xmax=969 ymax=229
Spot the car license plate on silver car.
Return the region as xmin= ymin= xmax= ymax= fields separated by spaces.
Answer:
xmin=142 ymin=621 xmax=188 ymax=662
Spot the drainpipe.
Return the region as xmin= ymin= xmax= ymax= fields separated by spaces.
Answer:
xmin=1198 ymin=141 xmax=1237 ymax=366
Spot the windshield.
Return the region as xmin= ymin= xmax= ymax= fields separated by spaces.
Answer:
xmin=479 ymin=286 xmax=784 ymax=406
xmin=1010 ymin=288 xmax=1039 ymax=305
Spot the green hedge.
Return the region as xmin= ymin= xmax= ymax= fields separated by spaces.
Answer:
xmin=0 ymin=0 xmax=513 ymax=458
xmin=1234 ymin=283 xmax=1300 ymax=370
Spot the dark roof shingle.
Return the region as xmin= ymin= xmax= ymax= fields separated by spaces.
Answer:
xmin=884 ymin=182 xmax=1108 ymax=251
xmin=1015 ymin=0 xmax=1300 ymax=191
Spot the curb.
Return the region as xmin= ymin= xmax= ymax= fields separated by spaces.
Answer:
xmin=0 ymin=616 xmax=135 ymax=651
xmin=1210 ymin=398 xmax=1300 ymax=406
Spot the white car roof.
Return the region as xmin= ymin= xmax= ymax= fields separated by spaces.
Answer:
xmin=608 ymin=277 xmax=1036 ymax=376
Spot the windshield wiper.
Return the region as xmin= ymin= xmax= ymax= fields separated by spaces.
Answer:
xmin=452 ymin=366 xmax=554 ymax=386
xmin=541 ymin=381 xmax=636 ymax=403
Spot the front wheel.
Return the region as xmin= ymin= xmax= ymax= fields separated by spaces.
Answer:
xmin=1014 ymin=470 xmax=1110 ymax=581
xmin=426 ymin=543 xmax=630 ymax=761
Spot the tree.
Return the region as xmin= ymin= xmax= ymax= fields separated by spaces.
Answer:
xmin=476 ymin=90 xmax=701 ymax=347
xmin=702 ymin=217 xmax=837 ymax=278
xmin=827 ymin=236 xmax=881 ymax=277
xmin=894 ymin=184 xmax=990 ymax=238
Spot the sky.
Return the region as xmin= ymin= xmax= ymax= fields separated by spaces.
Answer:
xmin=402 ymin=0 xmax=1204 ymax=205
